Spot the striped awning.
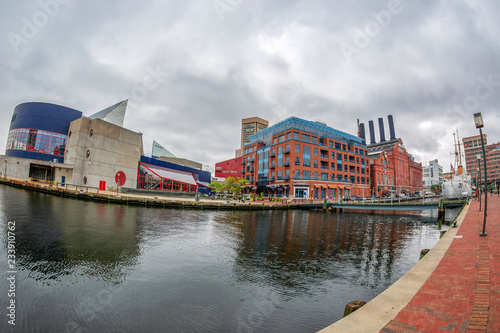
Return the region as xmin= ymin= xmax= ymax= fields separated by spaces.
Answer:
xmin=141 ymin=163 xmax=197 ymax=186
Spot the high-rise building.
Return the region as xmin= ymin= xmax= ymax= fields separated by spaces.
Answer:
xmin=241 ymin=117 xmax=268 ymax=150
xmin=463 ymin=134 xmax=500 ymax=185
xmin=422 ymin=159 xmax=443 ymax=192
xmin=241 ymin=117 xmax=370 ymax=199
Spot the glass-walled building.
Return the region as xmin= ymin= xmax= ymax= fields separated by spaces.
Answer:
xmin=5 ymin=102 xmax=83 ymax=163
xmin=241 ymin=117 xmax=370 ymax=199
xmin=137 ymin=163 xmax=198 ymax=193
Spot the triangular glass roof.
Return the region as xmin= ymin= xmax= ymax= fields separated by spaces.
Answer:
xmin=89 ymin=100 xmax=127 ymax=127
xmin=152 ymin=140 xmax=176 ymax=158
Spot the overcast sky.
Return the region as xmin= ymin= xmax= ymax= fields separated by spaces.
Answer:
xmin=1 ymin=0 xmax=499 ymax=174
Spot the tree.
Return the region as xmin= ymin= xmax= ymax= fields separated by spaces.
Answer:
xmin=208 ymin=181 xmax=224 ymax=194
xmin=224 ymin=177 xmax=248 ymax=195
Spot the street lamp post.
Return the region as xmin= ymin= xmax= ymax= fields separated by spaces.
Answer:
xmin=474 ymin=112 xmax=488 ymax=237
xmin=477 ymin=155 xmax=482 ymax=211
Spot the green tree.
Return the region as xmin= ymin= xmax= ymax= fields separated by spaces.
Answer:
xmin=208 ymin=181 xmax=224 ymax=194
xmin=224 ymin=177 xmax=249 ymax=195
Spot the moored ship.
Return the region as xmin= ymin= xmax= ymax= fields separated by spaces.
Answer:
xmin=442 ymin=131 xmax=471 ymax=200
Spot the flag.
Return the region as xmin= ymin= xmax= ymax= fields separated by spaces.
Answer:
xmin=450 ymin=164 xmax=455 ymax=174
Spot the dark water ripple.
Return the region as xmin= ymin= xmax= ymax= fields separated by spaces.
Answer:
xmin=0 ymin=185 xmax=454 ymax=332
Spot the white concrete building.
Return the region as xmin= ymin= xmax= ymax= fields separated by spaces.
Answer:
xmin=422 ymin=159 xmax=443 ymax=191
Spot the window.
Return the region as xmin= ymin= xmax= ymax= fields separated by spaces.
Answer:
xmin=314 ymin=160 xmax=318 ymax=168
xmin=304 ymin=171 xmax=311 ymax=179
xmin=295 ymin=157 xmax=300 ymax=165
xmin=294 ymin=170 xmax=300 ymax=179
xmin=5 ymin=128 xmax=68 ymax=157
xmin=335 ymin=142 xmax=341 ymax=149
xmin=302 ymin=134 xmax=310 ymax=142
xmin=321 ymin=173 xmax=328 ymax=180
xmin=287 ymin=132 xmax=291 ymax=140
xmin=342 ymin=144 xmax=346 ymax=151
xmin=312 ymin=137 xmax=317 ymax=144
xmin=313 ymin=148 xmax=318 ymax=156
xmin=293 ymin=132 xmax=299 ymax=139
xmin=295 ymin=144 xmax=300 ymax=153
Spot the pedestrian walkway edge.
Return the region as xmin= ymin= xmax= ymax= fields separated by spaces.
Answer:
xmin=317 ymin=203 xmax=470 ymax=333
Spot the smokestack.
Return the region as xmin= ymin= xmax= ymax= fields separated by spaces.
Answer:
xmin=359 ymin=123 xmax=366 ymax=140
xmin=388 ymin=115 xmax=396 ymax=140
xmin=378 ymin=117 xmax=386 ymax=142
xmin=368 ymin=120 xmax=376 ymax=144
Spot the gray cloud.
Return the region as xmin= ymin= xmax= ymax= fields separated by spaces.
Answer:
xmin=1 ymin=0 xmax=499 ymax=173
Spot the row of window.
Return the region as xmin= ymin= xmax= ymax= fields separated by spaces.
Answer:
xmin=251 ymin=170 xmax=369 ymax=184
xmin=6 ymin=128 xmax=67 ymax=156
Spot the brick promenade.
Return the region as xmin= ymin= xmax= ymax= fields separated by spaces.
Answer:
xmin=380 ymin=194 xmax=499 ymax=333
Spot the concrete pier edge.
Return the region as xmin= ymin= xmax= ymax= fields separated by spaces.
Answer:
xmin=318 ymin=201 xmax=470 ymax=333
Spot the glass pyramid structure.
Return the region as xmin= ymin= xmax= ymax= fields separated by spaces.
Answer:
xmin=89 ymin=100 xmax=127 ymax=127
xmin=152 ymin=140 xmax=176 ymax=158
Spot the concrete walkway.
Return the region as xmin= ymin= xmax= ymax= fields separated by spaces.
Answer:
xmin=380 ymin=194 xmax=499 ymax=332
xmin=319 ymin=194 xmax=499 ymax=333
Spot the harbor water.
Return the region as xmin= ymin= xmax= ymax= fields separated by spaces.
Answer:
xmin=0 ymin=185 xmax=455 ymax=332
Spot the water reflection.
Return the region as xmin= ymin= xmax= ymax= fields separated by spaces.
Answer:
xmin=0 ymin=188 xmax=141 ymax=283
xmin=233 ymin=211 xmax=435 ymax=294
xmin=0 ymin=185 xmax=449 ymax=333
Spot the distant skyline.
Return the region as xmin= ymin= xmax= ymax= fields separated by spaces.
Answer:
xmin=1 ymin=1 xmax=499 ymax=174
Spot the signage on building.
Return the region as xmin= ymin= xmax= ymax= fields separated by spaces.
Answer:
xmin=115 ymin=171 xmax=126 ymax=186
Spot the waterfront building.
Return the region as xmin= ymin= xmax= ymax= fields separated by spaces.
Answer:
xmin=463 ymin=134 xmax=500 ymax=185
xmin=241 ymin=117 xmax=268 ymax=151
xmin=64 ymin=116 xmax=144 ymax=189
xmin=2 ymin=101 xmax=211 ymax=194
xmin=5 ymin=102 xmax=83 ymax=164
xmin=422 ymin=159 xmax=444 ymax=192
xmin=241 ymin=117 xmax=370 ymax=199
xmin=360 ymin=115 xmax=423 ymax=196
xmin=215 ymin=156 xmax=242 ymax=179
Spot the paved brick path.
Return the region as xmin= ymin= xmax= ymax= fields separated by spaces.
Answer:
xmin=380 ymin=194 xmax=499 ymax=333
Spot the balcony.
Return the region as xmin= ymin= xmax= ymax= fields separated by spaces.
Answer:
xmin=320 ymin=154 xmax=329 ymax=159
xmin=270 ymin=152 xmax=276 ymax=157
xmin=269 ymin=164 xmax=275 ymax=169
xmin=283 ymin=149 xmax=290 ymax=154
xmin=284 ymin=176 xmax=290 ymax=180
xmin=241 ymin=169 xmax=246 ymax=173
xmin=241 ymin=160 xmax=246 ymax=165
xmin=283 ymin=162 xmax=290 ymax=167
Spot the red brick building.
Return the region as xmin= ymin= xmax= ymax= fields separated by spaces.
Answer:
xmin=368 ymin=139 xmax=423 ymax=196
xmin=241 ymin=117 xmax=370 ymax=199
xmin=463 ymin=134 xmax=500 ymax=186
xmin=215 ymin=156 xmax=242 ymax=179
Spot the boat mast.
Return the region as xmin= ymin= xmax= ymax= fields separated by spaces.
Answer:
xmin=457 ymin=129 xmax=464 ymax=175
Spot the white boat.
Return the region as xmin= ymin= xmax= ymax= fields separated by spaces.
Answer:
xmin=442 ymin=175 xmax=471 ymax=199
xmin=442 ymin=130 xmax=472 ymax=200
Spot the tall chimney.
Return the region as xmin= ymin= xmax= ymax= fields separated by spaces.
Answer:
xmin=359 ymin=123 xmax=366 ymax=140
xmin=368 ymin=120 xmax=376 ymax=144
xmin=388 ymin=115 xmax=396 ymax=140
xmin=378 ymin=117 xmax=386 ymax=142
